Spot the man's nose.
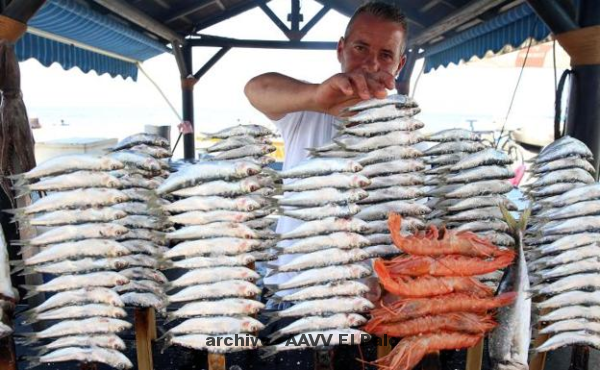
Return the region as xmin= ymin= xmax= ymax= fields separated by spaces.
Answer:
xmin=362 ymin=52 xmax=379 ymax=73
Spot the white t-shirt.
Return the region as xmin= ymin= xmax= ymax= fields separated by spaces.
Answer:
xmin=264 ymin=111 xmax=338 ymax=287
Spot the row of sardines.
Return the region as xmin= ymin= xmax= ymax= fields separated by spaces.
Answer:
xmin=2 ymin=97 xmax=599 ymax=369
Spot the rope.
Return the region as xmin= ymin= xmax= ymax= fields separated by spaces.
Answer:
xmin=554 ymin=69 xmax=573 ymax=140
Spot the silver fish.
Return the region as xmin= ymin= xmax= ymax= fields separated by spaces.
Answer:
xmin=367 ymin=217 xmax=425 ymax=234
xmin=260 ymin=329 xmax=367 ymax=357
xmin=24 ymin=240 xmax=130 ymax=266
xmin=23 ymin=304 xmax=127 ymax=324
xmin=532 ymin=273 xmax=600 ymax=296
xmin=274 ymin=281 xmax=370 ymax=302
xmin=168 ymin=267 xmax=259 ymax=289
xmin=168 ymin=298 xmax=264 ymax=320
xmin=539 ymin=319 xmax=600 ymax=336
xmin=539 ymin=216 xmax=600 ymax=236
xmin=14 ymin=171 xmax=122 ymax=196
xmin=345 ymin=105 xmax=421 ymax=123
xmin=164 ymin=238 xmax=269 ymax=259
xmin=366 ymin=173 xmax=425 ymax=189
xmin=355 ymin=201 xmax=430 ymax=221
xmin=530 ymin=244 xmax=600 ymax=270
xmin=280 ymin=218 xmax=369 ymax=239
xmin=345 ymin=94 xmax=416 ymax=112
xmin=536 ymin=291 xmax=600 ymax=311
xmin=166 ymin=316 xmax=264 ymax=336
xmin=279 ymin=188 xmax=367 ymax=207
xmin=167 ymin=254 xmax=255 ymax=269
xmin=335 ymin=131 xmax=424 ymax=151
xmin=22 ymin=288 xmax=123 ymax=315
xmin=166 ymin=334 xmax=262 ymax=352
xmin=119 ymin=254 xmax=160 ymax=269
xmin=35 ymin=334 xmax=126 ymax=355
xmin=270 ymin=297 xmax=373 ymax=318
xmin=166 ymin=223 xmax=273 ymax=240
xmin=310 ymin=150 xmax=358 ymax=158
xmin=280 ymin=203 xmax=361 ymax=221
xmin=453 ymin=220 xmax=510 ymax=233
xmin=128 ymin=144 xmax=172 ymax=158
xmin=172 ymin=175 xmax=273 ymax=197
xmin=529 ymin=182 xmax=588 ymax=198
xmin=113 ymin=133 xmax=170 ymax=150
xmin=20 ymin=318 xmax=131 ymax=343
xmin=269 ymin=313 xmax=367 ymax=342
xmin=269 ymin=264 xmax=371 ymax=290
xmin=534 ymin=141 xmax=593 ymax=164
xmin=23 ymin=223 xmax=128 ymax=246
xmin=282 ymin=173 xmax=370 ymax=192
xmin=27 ymin=347 xmax=132 ymax=369
xmin=451 ymin=149 xmax=512 ymax=171
xmin=532 ymin=157 xmax=595 ymax=175
xmin=478 ymin=231 xmax=515 ymax=246
xmin=204 ymin=124 xmax=272 ymax=139
xmin=109 ymin=150 xmax=162 ymax=171
xmin=537 ymin=200 xmax=600 ymax=220
xmin=168 ymin=209 xmax=269 ymax=225
xmin=535 ymin=331 xmax=600 ymax=353
xmin=114 ymin=279 xmax=163 ymax=295
xmin=22 ymin=208 xmax=127 ymax=227
xmin=279 ymin=158 xmax=362 ymax=179
xmin=156 ymin=161 xmax=262 ymax=195
xmin=121 ymin=240 xmax=167 ymax=256
xmin=120 ymin=292 xmax=167 ymax=311
xmin=23 ymin=272 xmax=129 ymax=298
xmin=358 ymin=186 xmax=424 ymax=204
xmin=120 ymin=267 xmax=168 ymax=284
xmin=115 ymin=215 xmax=165 ymax=230
xmin=424 ymin=141 xmax=486 ymax=156
xmin=117 ymin=229 xmax=165 ymax=244
xmin=244 ymin=217 xmax=277 ymax=230
xmin=359 ymin=159 xmax=425 ymax=177
xmin=445 ymin=206 xmax=504 ymax=222
xmin=527 ymin=168 xmax=595 ymax=189
xmin=444 ymin=180 xmax=513 ymax=198
xmin=424 ymin=153 xmax=467 ymax=166
xmin=112 ymin=201 xmax=168 ymax=216
xmin=168 ymin=280 xmax=261 ymax=302
xmin=426 ymin=129 xmax=481 ymax=142
xmin=211 ymin=144 xmax=276 ymax=160
xmin=538 ymin=183 xmax=600 ymax=208
xmin=9 ymin=188 xmax=128 ymax=216
xmin=538 ymin=305 xmax=600 ymax=322
xmin=270 ymin=248 xmax=369 ymax=273
xmin=356 ymin=145 xmax=423 ymax=166
xmin=22 ymin=257 xmax=130 ymax=275
xmin=277 ymin=232 xmax=370 ymax=254
xmin=11 ymin=155 xmax=124 ymax=181
xmin=118 ymin=174 xmax=163 ymax=190
xmin=445 ymin=166 xmax=515 ymax=184
xmin=205 ymin=136 xmax=271 ymax=153
xmin=164 ymin=195 xmax=271 ymax=213
xmin=489 ymin=208 xmax=531 ymax=370
xmin=337 ymin=117 xmax=424 ymax=136
xmin=533 ymin=258 xmax=600 ymax=282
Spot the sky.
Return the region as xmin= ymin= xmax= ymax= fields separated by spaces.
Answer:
xmin=18 ymin=0 xmax=567 ymax=158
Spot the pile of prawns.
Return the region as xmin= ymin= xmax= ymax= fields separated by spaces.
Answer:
xmin=362 ymin=213 xmax=516 ymax=370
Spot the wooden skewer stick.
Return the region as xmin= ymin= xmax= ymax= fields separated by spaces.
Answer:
xmin=466 ymin=339 xmax=484 ymax=370
xmin=208 ymin=353 xmax=226 ymax=370
xmin=80 ymin=363 xmax=97 ymax=370
xmin=529 ymin=333 xmax=549 ymax=370
xmin=377 ymin=335 xmax=392 ymax=359
xmin=135 ymin=307 xmax=157 ymax=370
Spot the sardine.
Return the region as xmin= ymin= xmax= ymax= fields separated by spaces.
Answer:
xmin=204 ymin=124 xmax=272 ymax=139
xmin=270 ymin=248 xmax=368 ymax=273
xmin=424 ymin=141 xmax=486 ymax=156
xmin=172 ymin=176 xmax=273 ymax=197
xmin=337 ymin=117 xmax=424 ymax=136
xmin=280 ymin=203 xmax=361 ymax=221
xmin=534 ymin=141 xmax=593 ymax=164
xmin=367 ymin=217 xmax=425 ymax=234
xmin=269 ymin=264 xmax=371 ymax=290
xmin=156 ymin=161 xmax=262 ymax=195
xmin=25 ymin=347 xmax=133 ymax=369
xmin=344 ymin=94 xmax=416 ymax=112
xmin=113 ymin=133 xmax=169 ymax=151
xmin=120 ymin=267 xmax=168 ymax=284
xmin=538 ymin=183 xmax=600 ymax=208
xmin=118 ymin=174 xmax=163 ymax=190
xmin=538 ymin=305 xmax=600 ymax=322
xmin=279 ymin=188 xmax=367 ymax=207
xmin=211 ymin=144 xmax=276 ymax=161
xmin=426 ymin=129 xmax=481 ymax=142
xmin=489 ymin=208 xmax=530 ymax=370
xmin=356 ymin=145 xmax=423 ymax=166
xmin=274 ymin=281 xmax=370 ymax=302
xmin=445 ymin=206 xmax=504 ymax=222
xmin=109 ymin=150 xmax=162 ymax=171
xmin=536 ymin=291 xmax=600 ymax=310
xmin=22 ymin=208 xmax=127 ymax=227
xmin=529 ymin=182 xmax=588 ymax=198
xmin=536 ymin=200 xmax=600 ymax=220
xmin=269 ymin=297 xmax=373 ymax=318
xmin=166 ymin=316 xmax=264 ymax=336
xmin=478 ymin=231 xmax=515 ymax=246
xmin=167 ymin=254 xmax=255 ymax=269
xmin=164 ymin=238 xmax=269 ymax=259
xmin=335 ymin=131 xmax=424 ymax=151
xmin=527 ymin=168 xmax=595 ymax=189
xmin=23 ymin=304 xmax=127 ymax=324
xmin=530 ymin=244 xmax=600 ymax=270
xmin=165 ymin=223 xmax=273 ymax=240
xmin=22 ymin=288 xmax=123 ymax=315
xmin=113 ymin=201 xmax=168 ymax=216
xmin=22 ymin=223 xmax=128 ymax=246
xmin=532 ymin=273 xmax=600 ymax=296
xmin=168 ymin=267 xmax=259 ymax=289
xmin=269 ymin=313 xmax=366 ymax=341
xmin=359 ymin=159 xmax=425 ymax=177
xmin=444 ymin=180 xmax=513 ymax=199
xmin=14 ymin=171 xmax=122 ymax=196
xmin=168 ymin=280 xmax=261 ymax=302
xmin=120 ymin=292 xmax=167 ymax=310
xmin=532 ymin=157 xmax=595 ymax=175
xmin=451 ymin=149 xmax=512 ymax=171
xmin=355 ymin=201 xmax=430 ymax=221
xmin=535 ymin=331 xmax=600 ymax=352
xmin=24 ymin=240 xmax=130 ymax=266
xmin=20 ymin=318 xmax=131 ymax=342
xmin=445 ymin=166 xmax=515 ymax=184
xmin=280 ymin=218 xmax=369 ymax=239
xmin=128 ymin=144 xmax=171 ymax=158
xmin=120 ymin=239 xmax=167 ymax=256
xmin=533 ymin=258 xmax=600 ymax=282
xmin=279 ymin=158 xmax=362 ymax=179
xmin=114 ymin=280 xmax=163 ymax=295
xmin=366 ymin=173 xmax=425 ymax=189
xmin=115 ymin=215 xmax=166 ymax=230
xmin=11 ymin=155 xmax=124 ymax=181
xmin=164 ymin=195 xmax=271 ymax=213
xmin=277 ymin=232 xmax=370 ymax=254
xmin=424 ymin=153 xmax=467 ymax=166
xmin=282 ymin=174 xmax=370 ymax=192
xmin=539 ymin=319 xmax=600 ymax=335
xmin=166 ymin=333 xmax=262 ymax=352
xmin=538 ymin=216 xmax=600 ymax=236
xmin=205 ymin=136 xmax=271 ymax=153
xmin=453 ymin=220 xmax=510 ymax=233
xmin=23 ymin=272 xmax=129 ymax=298
xmin=260 ymin=329 xmax=367 ymax=357
xmin=35 ymin=335 xmax=125 ymax=354
xmin=359 ymin=186 xmax=425 ymax=205
xmin=22 ymin=257 xmax=130 ymax=275
xmin=168 ymin=298 xmax=264 ymax=320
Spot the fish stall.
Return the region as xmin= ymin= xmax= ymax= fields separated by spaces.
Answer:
xmin=0 ymin=94 xmax=598 ymax=370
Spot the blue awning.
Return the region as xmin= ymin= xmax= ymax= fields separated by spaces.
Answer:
xmin=15 ymin=0 xmax=170 ymax=80
xmin=424 ymin=3 xmax=551 ymax=72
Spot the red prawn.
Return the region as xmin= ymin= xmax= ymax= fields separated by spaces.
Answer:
xmin=380 ymin=253 xmax=514 ymax=277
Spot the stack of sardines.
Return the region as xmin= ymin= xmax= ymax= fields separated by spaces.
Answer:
xmin=9 ymin=154 xmax=134 ymax=369
xmin=157 ymin=160 xmax=269 ymax=353
xmin=201 ymin=124 xmax=278 ymax=262
xmin=364 ymin=213 xmax=517 ymax=370
xmin=421 ymin=129 xmax=486 ymax=226
xmin=325 ymin=94 xmax=430 ymax=257
xmin=109 ymin=133 xmax=174 ymax=312
xmin=524 ymin=136 xmax=600 ymax=352
xmin=261 ymin=157 xmax=372 ymax=357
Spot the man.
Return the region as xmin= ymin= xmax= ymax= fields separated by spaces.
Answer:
xmin=245 ymin=1 xmax=408 ymax=303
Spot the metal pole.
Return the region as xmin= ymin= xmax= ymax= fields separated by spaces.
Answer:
xmin=395 ymin=49 xmax=418 ymax=95
xmin=565 ymin=0 xmax=600 ymax=178
xmin=2 ymin=0 xmax=46 ymax=23
xmin=525 ymin=0 xmax=578 ymax=34
xmin=182 ymin=44 xmax=196 ymax=161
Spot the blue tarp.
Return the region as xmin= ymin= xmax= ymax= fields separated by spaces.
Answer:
xmin=424 ymin=3 xmax=551 ymax=72
xmin=15 ymin=0 xmax=169 ymax=80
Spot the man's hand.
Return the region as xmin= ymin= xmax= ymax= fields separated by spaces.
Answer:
xmin=314 ymin=70 xmax=396 ymax=116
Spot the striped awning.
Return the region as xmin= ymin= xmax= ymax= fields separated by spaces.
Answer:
xmin=424 ymin=3 xmax=551 ymax=72
xmin=15 ymin=0 xmax=169 ymax=80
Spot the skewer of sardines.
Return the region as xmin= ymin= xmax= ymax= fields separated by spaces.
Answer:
xmin=8 ymin=153 xmax=135 ymax=369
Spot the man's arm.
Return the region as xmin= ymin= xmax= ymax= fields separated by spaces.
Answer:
xmin=244 ymin=71 xmax=395 ymax=120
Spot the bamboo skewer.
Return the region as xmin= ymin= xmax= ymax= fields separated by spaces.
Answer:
xmin=465 ymin=339 xmax=484 ymax=370
xmin=135 ymin=307 xmax=156 ymax=370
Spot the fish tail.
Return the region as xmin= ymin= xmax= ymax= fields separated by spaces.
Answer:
xmin=160 ymin=333 xmax=174 ymax=354
xmin=21 ymin=285 xmax=38 ymax=300
xmin=13 ymin=185 xmax=31 ymax=198
xmin=3 ymin=208 xmax=25 ymax=218
xmin=16 ymin=333 xmax=39 ymax=346
xmin=261 ymin=167 xmax=280 ymax=180
xmin=268 ymin=330 xmax=283 ymax=342
xmin=23 ymin=357 xmax=41 ymax=369
xmin=156 ymin=330 xmax=171 ymax=343
xmin=333 ymin=139 xmax=349 ymax=151
xmin=259 ymin=346 xmax=279 ymax=359
xmin=264 ymin=283 xmax=278 ymax=293
xmin=5 ymin=173 xmax=25 ymax=181
xmin=163 ymin=313 xmax=176 ymax=325
xmin=11 ymin=264 xmax=25 ymax=275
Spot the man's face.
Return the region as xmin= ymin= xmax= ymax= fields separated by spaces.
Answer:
xmin=337 ymin=13 xmax=407 ymax=76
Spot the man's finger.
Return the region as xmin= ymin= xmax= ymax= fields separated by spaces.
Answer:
xmin=333 ymin=76 xmax=355 ymax=96
xmin=348 ymin=73 xmax=370 ymax=100
xmin=372 ymin=71 xmax=396 ymax=90
xmin=366 ymin=78 xmax=387 ymax=99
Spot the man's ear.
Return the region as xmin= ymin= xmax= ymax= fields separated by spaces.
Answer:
xmin=395 ymin=54 xmax=407 ymax=76
xmin=337 ymin=37 xmax=345 ymax=64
